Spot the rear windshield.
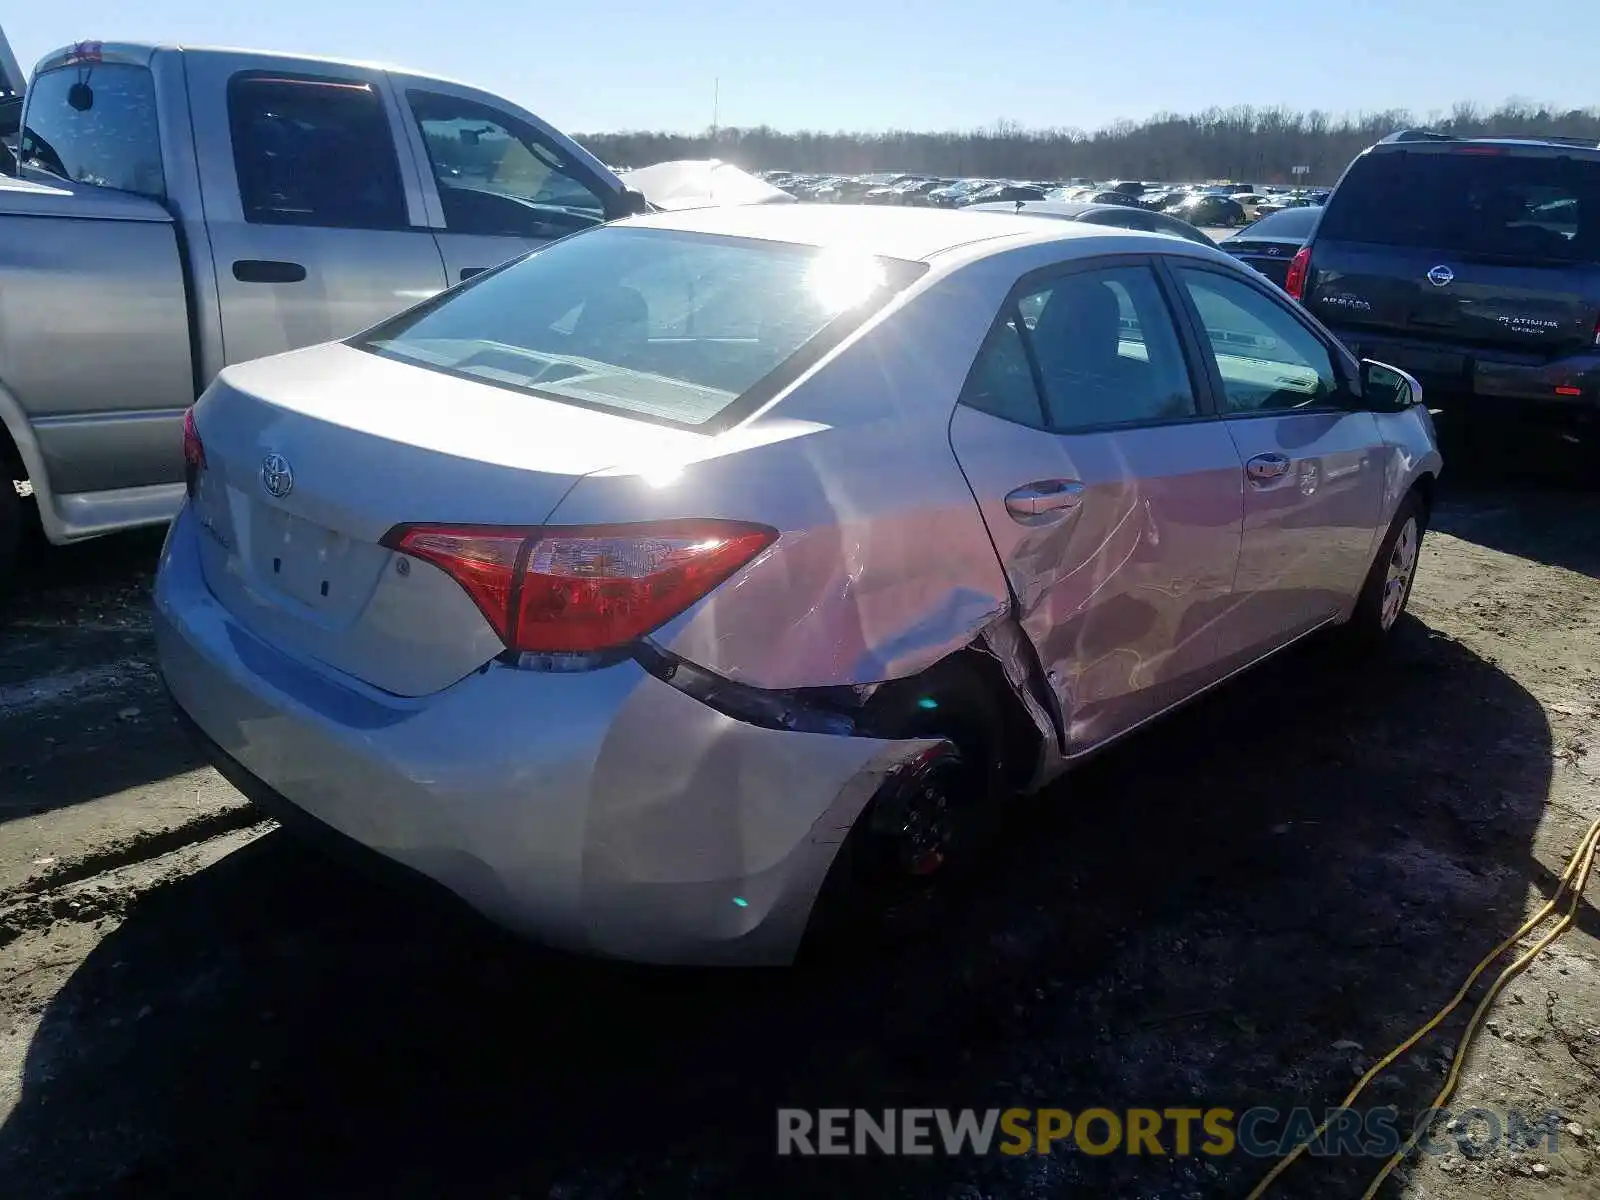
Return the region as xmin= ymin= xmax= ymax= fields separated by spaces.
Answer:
xmin=1319 ymin=149 xmax=1600 ymax=260
xmin=360 ymin=225 xmax=925 ymax=428
xmin=1239 ymin=206 xmax=1320 ymax=240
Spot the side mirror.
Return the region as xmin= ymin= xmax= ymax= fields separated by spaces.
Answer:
xmin=616 ymin=186 xmax=652 ymax=217
xmin=1359 ymin=358 xmax=1421 ymax=413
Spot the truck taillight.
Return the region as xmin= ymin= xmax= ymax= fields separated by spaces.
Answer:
xmin=182 ymin=409 xmax=205 ymax=497
xmin=1284 ymin=246 xmax=1312 ymax=301
xmin=381 ymin=519 xmax=778 ymax=654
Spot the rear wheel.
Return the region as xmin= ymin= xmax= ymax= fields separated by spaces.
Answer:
xmin=801 ymin=659 xmax=1008 ymax=961
xmin=1346 ymin=492 xmax=1426 ymax=646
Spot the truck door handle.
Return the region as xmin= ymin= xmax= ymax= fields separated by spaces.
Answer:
xmin=459 ymin=266 xmax=489 ymax=281
xmin=233 ymin=259 xmax=307 ymax=284
xmin=1245 ymin=453 xmax=1291 ymax=484
xmin=1005 ymin=480 xmax=1085 ymax=521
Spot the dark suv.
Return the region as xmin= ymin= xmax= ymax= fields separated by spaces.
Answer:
xmin=1288 ymin=129 xmax=1600 ymax=437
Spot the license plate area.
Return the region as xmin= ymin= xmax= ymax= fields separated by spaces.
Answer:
xmin=248 ymin=503 xmax=384 ymax=620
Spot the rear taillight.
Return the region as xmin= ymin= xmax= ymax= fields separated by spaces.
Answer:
xmin=1284 ymin=246 xmax=1311 ymax=301
xmin=182 ymin=408 xmax=205 ymax=497
xmin=382 ymin=519 xmax=778 ymax=655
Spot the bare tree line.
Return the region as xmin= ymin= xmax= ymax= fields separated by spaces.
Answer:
xmin=578 ymin=100 xmax=1600 ymax=185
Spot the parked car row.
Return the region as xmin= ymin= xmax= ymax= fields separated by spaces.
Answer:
xmin=761 ymin=169 xmax=1331 ymax=228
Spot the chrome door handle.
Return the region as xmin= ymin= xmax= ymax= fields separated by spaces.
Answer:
xmin=1245 ymin=453 xmax=1291 ymax=484
xmin=1005 ymin=480 xmax=1085 ymax=520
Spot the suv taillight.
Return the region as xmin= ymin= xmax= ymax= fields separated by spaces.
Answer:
xmin=381 ymin=519 xmax=778 ymax=654
xmin=1284 ymin=246 xmax=1312 ymax=301
xmin=182 ymin=408 xmax=205 ymax=497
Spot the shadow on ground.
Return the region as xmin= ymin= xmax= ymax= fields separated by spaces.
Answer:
xmin=0 ymin=527 xmax=201 ymax=825
xmin=0 ymin=610 xmax=1564 ymax=1199
xmin=1430 ymin=420 xmax=1599 ymax=578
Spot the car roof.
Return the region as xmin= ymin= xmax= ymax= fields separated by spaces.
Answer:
xmin=966 ymin=200 xmax=1096 ymax=219
xmin=616 ymin=203 xmax=1111 ymax=262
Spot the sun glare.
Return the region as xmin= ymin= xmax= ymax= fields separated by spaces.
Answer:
xmin=805 ymin=250 xmax=886 ymax=312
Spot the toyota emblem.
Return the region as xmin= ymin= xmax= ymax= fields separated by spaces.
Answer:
xmin=1426 ymin=264 xmax=1455 ymax=288
xmin=260 ymin=453 xmax=294 ymax=499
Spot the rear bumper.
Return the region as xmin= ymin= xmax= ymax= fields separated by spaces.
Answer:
xmin=153 ymin=505 xmax=934 ymax=965
xmin=1329 ymin=328 xmax=1600 ymax=423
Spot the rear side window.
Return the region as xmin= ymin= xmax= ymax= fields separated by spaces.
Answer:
xmin=228 ymin=73 xmax=407 ymax=230
xmin=959 ymin=314 xmax=1044 ymax=426
xmin=1320 ymin=150 xmax=1600 ymax=260
xmin=19 ymin=64 xmax=165 ymax=197
xmin=360 ymin=226 xmax=926 ymax=429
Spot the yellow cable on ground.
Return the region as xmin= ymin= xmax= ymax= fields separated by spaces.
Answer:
xmin=1244 ymin=815 xmax=1600 ymax=1200
xmin=1358 ymin=816 xmax=1599 ymax=1199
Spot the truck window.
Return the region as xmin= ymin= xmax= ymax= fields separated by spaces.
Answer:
xmin=19 ymin=64 xmax=165 ymax=197
xmin=406 ymin=89 xmax=609 ymax=238
xmin=228 ymin=73 xmax=408 ymax=231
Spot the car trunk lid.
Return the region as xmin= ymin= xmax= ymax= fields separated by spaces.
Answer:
xmin=189 ymin=342 xmax=698 ymax=696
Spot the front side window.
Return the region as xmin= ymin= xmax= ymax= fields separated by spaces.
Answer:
xmin=360 ymin=226 xmax=924 ymax=428
xmin=228 ymin=73 xmax=408 ymax=230
xmin=1175 ymin=267 xmax=1339 ymax=413
xmin=19 ymin=64 xmax=165 ymax=197
xmin=1021 ymin=265 xmax=1199 ymax=430
xmin=408 ymin=90 xmax=608 ymax=238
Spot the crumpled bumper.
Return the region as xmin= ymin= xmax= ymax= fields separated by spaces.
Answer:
xmin=153 ymin=505 xmax=937 ymax=965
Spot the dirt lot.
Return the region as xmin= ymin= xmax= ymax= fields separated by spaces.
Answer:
xmin=0 ymin=450 xmax=1597 ymax=1200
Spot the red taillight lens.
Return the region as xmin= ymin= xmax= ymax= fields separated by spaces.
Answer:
xmin=1284 ymin=246 xmax=1312 ymax=301
xmin=182 ymin=408 xmax=205 ymax=497
xmin=383 ymin=520 xmax=778 ymax=654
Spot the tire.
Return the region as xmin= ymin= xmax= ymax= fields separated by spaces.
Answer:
xmin=1346 ymin=492 xmax=1426 ymax=647
xmin=800 ymin=660 xmax=1008 ymax=962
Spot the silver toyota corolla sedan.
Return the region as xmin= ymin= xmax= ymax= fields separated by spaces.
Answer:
xmin=155 ymin=205 xmax=1442 ymax=965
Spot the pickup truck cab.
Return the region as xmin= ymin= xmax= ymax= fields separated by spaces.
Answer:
xmin=0 ymin=40 xmax=644 ymax=578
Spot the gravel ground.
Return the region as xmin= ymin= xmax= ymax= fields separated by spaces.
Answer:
xmin=0 ymin=448 xmax=1596 ymax=1200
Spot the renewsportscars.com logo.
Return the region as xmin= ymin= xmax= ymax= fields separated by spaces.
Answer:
xmin=777 ymin=1107 xmax=1567 ymax=1158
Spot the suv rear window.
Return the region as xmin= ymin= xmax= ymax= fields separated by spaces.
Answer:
xmin=1319 ymin=149 xmax=1600 ymax=260
xmin=360 ymin=225 xmax=926 ymax=429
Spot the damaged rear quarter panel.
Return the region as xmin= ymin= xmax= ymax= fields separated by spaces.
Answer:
xmin=543 ymin=271 xmax=1015 ymax=691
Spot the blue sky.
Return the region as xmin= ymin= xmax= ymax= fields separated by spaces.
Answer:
xmin=5 ymin=1 xmax=1590 ymax=135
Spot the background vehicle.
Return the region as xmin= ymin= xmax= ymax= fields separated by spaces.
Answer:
xmin=156 ymin=205 xmax=1440 ymax=965
xmin=1176 ymin=193 xmax=1248 ymax=227
xmin=1219 ymin=205 xmax=1320 ymax=286
xmin=0 ymin=28 xmax=19 ymax=173
xmin=958 ymin=182 xmax=1046 ymax=206
xmin=966 ymin=199 xmax=1216 ymax=246
xmin=1292 ymin=129 xmax=1600 ymax=442
xmin=0 ymin=39 xmax=647 ymax=580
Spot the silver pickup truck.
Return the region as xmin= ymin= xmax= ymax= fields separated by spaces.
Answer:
xmin=0 ymin=38 xmax=645 ymax=579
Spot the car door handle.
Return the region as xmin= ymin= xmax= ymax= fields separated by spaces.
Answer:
xmin=459 ymin=266 xmax=489 ymax=281
xmin=233 ymin=259 xmax=307 ymax=284
xmin=1005 ymin=480 xmax=1085 ymax=520
xmin=1245 ymin=452 xmax=1291 ymax=484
